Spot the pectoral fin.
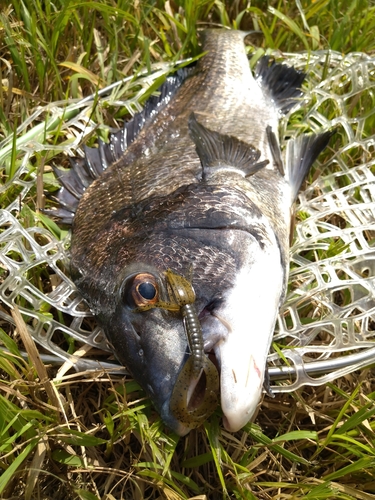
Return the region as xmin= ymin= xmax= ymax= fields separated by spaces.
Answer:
xmin=255 ymin=56 xmax=306 ymax=114
xmin=286 ymin=130 xmax=335 ymax=201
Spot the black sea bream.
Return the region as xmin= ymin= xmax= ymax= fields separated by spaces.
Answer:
xmin=53 ymin=30 xmax=332 ymax=435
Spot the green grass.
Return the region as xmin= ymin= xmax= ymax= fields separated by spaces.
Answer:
xmin=2 ymin=0 xmax=375 ymax=499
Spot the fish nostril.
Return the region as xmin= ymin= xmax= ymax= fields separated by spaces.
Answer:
xmin=134 ymin=330 xmax=141 ymax=339
xmin=200 ymin=296 xmax=224 ymax=317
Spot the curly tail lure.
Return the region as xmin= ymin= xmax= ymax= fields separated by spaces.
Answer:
xmin=165 ymin=269 xmax=206 ymax=378
xmin=135 ymin=268 xmax=219 ymax=425
xmin=165 ymin=269 xmax=219 ymax=426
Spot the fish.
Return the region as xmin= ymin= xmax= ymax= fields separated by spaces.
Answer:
xmin=51 ymin=29 xmax=333 ymax=435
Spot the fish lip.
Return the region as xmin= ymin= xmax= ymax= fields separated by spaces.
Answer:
xmin=208 ymin=240 xmax=282 ymax=432
xmin=167 ymin=343 xmax=220 ymax=432
xmin=200 ymin=310 xmax=228 ymax=355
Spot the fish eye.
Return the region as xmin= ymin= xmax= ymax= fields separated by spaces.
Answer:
xmin=137 ymin=281 xmax=156 ymax=300
xmin=126 ymin=273 xmax=159 ymax=308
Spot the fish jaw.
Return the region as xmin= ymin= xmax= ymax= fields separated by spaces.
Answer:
xmin=208 ymin=236 xmax=285 ymax=432
xmin=101 ymin=301 xmax=193 ymax=435
xmin=99 ymin=266 xmax=219 ymax=436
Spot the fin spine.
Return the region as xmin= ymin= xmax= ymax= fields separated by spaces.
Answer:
xmin=50 ymin=67 xmax=193 ymax=222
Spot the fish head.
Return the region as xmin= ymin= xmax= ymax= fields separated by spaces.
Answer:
xmin=71 ymin=158 xmax=290 ymax=436
xmin=96 ymin=261 xmax=219 ymax=436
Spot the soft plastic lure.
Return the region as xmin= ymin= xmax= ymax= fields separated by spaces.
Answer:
xmin=164 ymin=269 xmax=219 ymax=425
xmin=134 ymin=268 xmax=219 ymax=425
xmin=165 ymin=269 xmax=206 ymax=378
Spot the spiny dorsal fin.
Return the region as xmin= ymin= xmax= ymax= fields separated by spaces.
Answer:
xmin=48 ymin=67 xmax=193 ymax=222
xmin=188 ymin=112 xmax=269 ymax=180
xmin=255 ymin=56 xmax=306 ymax=114
xmin=286 ymin=130 xmax=335 ymax=201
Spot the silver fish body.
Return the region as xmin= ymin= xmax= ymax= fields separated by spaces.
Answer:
xmin=55 ymin=30 xmax=332 ymax=434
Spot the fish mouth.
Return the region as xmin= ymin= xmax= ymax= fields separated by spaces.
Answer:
xmin=158 ymin=356 xmax=220 ymax=436
xmin=160 ymin=358 xmax=221 ymax=435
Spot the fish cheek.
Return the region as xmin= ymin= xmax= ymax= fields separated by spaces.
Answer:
xmin=102 ymin=304 xmax=188 ymax=408
xmin=99 ymin=307 xmax=147 ymax=376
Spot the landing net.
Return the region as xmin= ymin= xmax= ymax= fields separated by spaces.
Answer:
xmin=0 ymin=51 xmax=375 ymax=392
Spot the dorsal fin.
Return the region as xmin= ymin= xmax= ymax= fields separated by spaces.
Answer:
xmin=255 ymin=56 xmax=306 ymax=114
xmin=47 ymin=67 xmax=193 ymax=223
xmin=286 ymin=130 xmax=335 ymax=201
xmin=188 ymin=112 xmax=269 ymax=180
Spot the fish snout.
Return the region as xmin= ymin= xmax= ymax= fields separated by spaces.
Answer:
xmin=200 ymin=248 xmax=283 ymax=431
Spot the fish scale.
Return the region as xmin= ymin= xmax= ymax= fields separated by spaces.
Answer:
xmin=51 ymin=29 xmax=333 ymax=435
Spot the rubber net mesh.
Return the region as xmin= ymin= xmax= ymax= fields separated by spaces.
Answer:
xmin=0 ymin=51 xmax=375 ymax=391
